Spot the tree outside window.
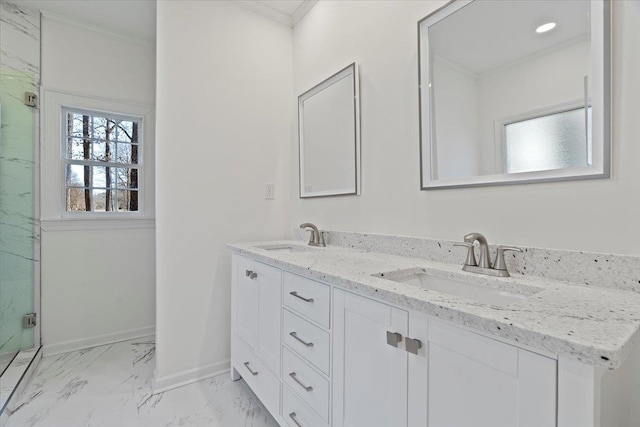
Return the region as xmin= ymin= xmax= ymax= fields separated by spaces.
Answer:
xmin=64 ymin=109 xmax=141 ymax=212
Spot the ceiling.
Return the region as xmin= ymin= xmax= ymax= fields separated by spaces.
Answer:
xmin=13 ymin=0 xmax=316 ymax=44
xmin=428 ymin=0 xmax=590 ymax=75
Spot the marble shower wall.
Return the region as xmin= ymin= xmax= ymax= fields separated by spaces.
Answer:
xmin=0 ymin=1 xmax=40 ymax=354
xmin=294 ymin=228 xmax=640 ymax=294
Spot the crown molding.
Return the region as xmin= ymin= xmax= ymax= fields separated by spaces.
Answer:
xmin=292 ymin=0 xmax=318 ymax=25
xmin=40 ymin=10 xmax=155 ymax=47
xmin=231 ymin=0 xmax=318 ymax=27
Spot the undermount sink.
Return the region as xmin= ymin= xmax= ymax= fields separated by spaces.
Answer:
xmin=254 ymin=244 xmax=318 ymax=254
xmin=374 ymin=268 xmax=532 ymax=306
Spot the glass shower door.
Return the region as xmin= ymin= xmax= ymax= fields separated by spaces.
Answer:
xmin=0 ymin=45 xmax=38 ymax=370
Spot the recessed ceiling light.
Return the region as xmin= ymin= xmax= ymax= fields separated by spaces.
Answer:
xmin=536 ymin=22 xmax=557 ymax=34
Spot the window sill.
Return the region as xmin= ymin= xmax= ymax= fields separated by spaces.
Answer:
xmin=40 ymin=218 xmax=155 ymax=232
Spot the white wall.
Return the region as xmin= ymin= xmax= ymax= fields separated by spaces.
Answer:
xmin=155 ymin=1 xmax=292 ymax=386
xmin=40 ymin=17 xmax=156 ymax=354
xmin=290 ymin=0 xmax=640 ymax=256
xmin=432 ymin=56 xmax=480 ymax=180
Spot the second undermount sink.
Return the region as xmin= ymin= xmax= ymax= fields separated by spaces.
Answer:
xmin=254 ymin=244 xmax=319 ymax=254
xmin=374 ymin=268 xmax=533 ymax=306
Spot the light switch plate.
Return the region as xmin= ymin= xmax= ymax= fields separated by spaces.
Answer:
xmin=265 ymin=184 xmax=275 ymax=200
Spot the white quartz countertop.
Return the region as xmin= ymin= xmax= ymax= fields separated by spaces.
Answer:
xmin=228 ymin=240 xmax=640 ymax=369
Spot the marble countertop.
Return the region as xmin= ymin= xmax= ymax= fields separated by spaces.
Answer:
xmin=228 ymin=240 xmax=640 ymax=369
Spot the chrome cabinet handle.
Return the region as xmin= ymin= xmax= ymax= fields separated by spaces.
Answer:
xmin=386 ymin=331 xmax=402 ymax=348
xmin=289 ymin=331 xmax=314 ymax=347
xmin=243 ymin=361 xmax=258 ymax=376
xmin=245 ymin=270 xmax=257 ymax=280
xmin=405 ymin=337 xmax=422 ymax=355
xmin=289 ymin=412 xmax=303 ymax=427
xmin=289 ymin=291 xmax=314 ymax=303
xmin=289 ymin=372 xmax=313 ymax=392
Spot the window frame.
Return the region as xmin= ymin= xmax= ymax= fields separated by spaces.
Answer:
xmin=61 ymin=107 xmax=144 ymax=216
xmin=41 ymin=89 xmax=155 ymax=229
xmin=493 ymin=100 xmax=592 ymax=175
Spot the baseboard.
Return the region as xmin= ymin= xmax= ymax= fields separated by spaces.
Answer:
xmin=152 ymin=359 xmax=230 ymax=394
xmin=43 ymin=325 xmax=155 ymax=356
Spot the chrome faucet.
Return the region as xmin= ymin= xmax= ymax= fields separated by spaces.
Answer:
xmin=463 ymin=232 xmax=491 ymax=268
xmin=455 ymin=232 xmax=521 ymax=277
xmin=300 ymin=223 xmax=326 ymax=247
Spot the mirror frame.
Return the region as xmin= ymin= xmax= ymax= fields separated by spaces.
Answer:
xmin=418 ymin=0 xmax=611 ymax=190
xmin=298 ymin=63 xmax=361 ymax=198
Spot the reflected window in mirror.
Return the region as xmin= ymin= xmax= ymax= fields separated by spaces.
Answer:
xmin=504 ymin=106 xmax=592 ymax=174
xmin=419 ymin=0 xmax=610 ymax=189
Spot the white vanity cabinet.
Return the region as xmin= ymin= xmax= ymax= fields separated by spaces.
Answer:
xmin=281 ymin=272 xmax=333 ymax=427
xmin=231 ymin=252 xmax=566 ymax=427
xmin=332 ymin=289 xmax=409 ymax=427
xmin=231 ymin=254 xmax=282 ymax=377
xmin=407 ymin=312 xmax=556 ymax=427
xmin=332 ymin=290 xmax=556 ymax=427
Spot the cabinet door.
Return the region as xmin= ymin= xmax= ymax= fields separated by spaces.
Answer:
xmin=424 ymin=320 xmax=556 ymax=427
xmin=255 ymin=261 xmax=282 ymax=375
xmin=333 ymin=290 xmax=408 ymax=427
xmin=233 ymin=254 xmax=258 ymax=350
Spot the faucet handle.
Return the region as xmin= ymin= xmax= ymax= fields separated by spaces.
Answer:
xmin=493 ymin=246 xmax=522 ymax=273
xmin=306 ymin=229 xmax=317 ymax=245
xmin=454 ymin=242 xmax=477 ymax=267
xmin=318 ymin=231 xmax=328 ymax=246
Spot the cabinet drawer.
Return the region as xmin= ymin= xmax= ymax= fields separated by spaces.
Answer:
xmin=283 ymin=309 xmax=330 ymax=375
xmin=233 ymin=335 xmax=280 ymax=414
xmin=283 ymin=347 xmax=330 ymax=422
xmin=283 ymin=272 xmax=330 ymax=328
xmin=283 ymin=385 xmax=329 ymax=427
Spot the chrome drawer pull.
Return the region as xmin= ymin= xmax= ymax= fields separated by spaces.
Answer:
xmin=289 ymin=412 xmax=303 ymax=427
xmin=386 ymin=331 xmax=402 ymax=348
xmin=289 ymin=331 xmax=314 ymax=347
xmin=289 ymin=291 xmax=314 ymax=303
xmin=289 ymin=372 xmax=313 ymax=392
xmin=243 ymin=361 xmax=258 ymax=376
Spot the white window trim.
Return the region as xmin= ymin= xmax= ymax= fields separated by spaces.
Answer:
xmin=61 ymin=107 xmax=144 ymax=216
xmin=41 ymin=88 xmax=155 ymax=229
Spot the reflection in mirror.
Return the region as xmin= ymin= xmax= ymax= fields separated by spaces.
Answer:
xmin=419 ymin=0 xmax=610 ymax=189
xmin=299 ymin=63 xmax=360 ymax=198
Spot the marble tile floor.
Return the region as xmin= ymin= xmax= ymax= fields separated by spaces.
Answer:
xmin=1 ymin=347 xmax=41 ymax=415
xmin=1 ymin=353 xmax=18 ymax=378
xmin=4 ymin=338 xmax=279 ymax=427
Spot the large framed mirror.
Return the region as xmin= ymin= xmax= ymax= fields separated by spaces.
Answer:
xmin=419 ymin=0 xmax=611 ymax=189
xmin=299 ymin=63 xmax=360 ymax=198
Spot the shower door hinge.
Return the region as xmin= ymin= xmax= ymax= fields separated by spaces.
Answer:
xmin=23 ymin=313 xmax=37 ymax=328
xmin=24 ymin=92 xmax=37 ymax=108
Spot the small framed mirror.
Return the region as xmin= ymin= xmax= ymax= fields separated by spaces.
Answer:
xmin=299 ymin=63 xmax=360 ymax=198
xmin=419 ymin=0 xmax=611 ymax=189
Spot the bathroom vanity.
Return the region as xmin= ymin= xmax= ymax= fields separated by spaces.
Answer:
xmin=228 ymin=234 xmax=640 ymax=427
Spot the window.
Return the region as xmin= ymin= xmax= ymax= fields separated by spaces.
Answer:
xmin=504 ymin=107 xmax=592 ymax=174
xmin=63 ymin=108 xmax=142 ymax=213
